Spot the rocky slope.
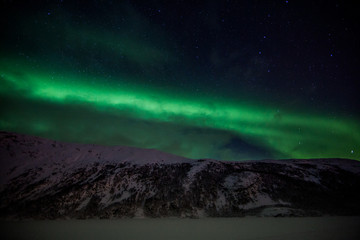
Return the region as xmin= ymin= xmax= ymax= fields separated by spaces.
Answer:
xmin=1 ymin=131 xmax=360 ymax=219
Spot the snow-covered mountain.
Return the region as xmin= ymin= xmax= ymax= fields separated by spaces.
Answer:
xmin=1 ymin=131 xmax=360 ymax=219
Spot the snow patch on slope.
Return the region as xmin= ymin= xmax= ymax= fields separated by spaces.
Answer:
xmin=183 ymin=160 xmax=209 ymax=191
xmin=243 ymin=194 xmax=289 ymax=210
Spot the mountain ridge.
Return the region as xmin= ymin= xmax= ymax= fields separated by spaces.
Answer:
xmin=1 ymin=131 xmax=360 ymax=219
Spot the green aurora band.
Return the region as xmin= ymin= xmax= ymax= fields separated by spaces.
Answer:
xmin=1 ymin=59 xmax=359 ymax=160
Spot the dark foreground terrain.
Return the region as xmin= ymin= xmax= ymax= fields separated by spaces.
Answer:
xmin=1 ymin=217 xmax=360 ymax=240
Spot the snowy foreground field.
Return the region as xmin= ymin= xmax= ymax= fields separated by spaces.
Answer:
xmin=1 ymin=217 xmax=359 ymax=240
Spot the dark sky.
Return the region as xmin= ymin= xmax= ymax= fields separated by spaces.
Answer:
xmin=0 ymin=0 xmax=359 ymax=161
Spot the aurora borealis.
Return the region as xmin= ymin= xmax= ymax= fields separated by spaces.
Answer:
xmin=0 ymin=1 xmax=359 ymax=161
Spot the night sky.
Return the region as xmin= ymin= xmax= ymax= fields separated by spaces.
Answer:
xmin=0 ymin=0 xmax=359 ymax=161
